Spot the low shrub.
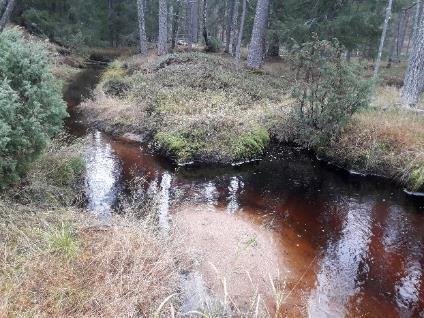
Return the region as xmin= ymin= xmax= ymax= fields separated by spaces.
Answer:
xmin=0 ymin=28 xmax=67 ymax=188
xmin=206 ymin=36 xmax=222 ymax=53
xmin=287 ymin=37 xmax=371 ymax=148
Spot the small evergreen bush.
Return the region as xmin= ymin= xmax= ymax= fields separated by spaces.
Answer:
xmin=289 ymin=37 xmax=371 ymax=148
xmin=0 ymin=28 xmax=67 ymax=188
xmin=206 ymin=37 xmax=222 ymax=53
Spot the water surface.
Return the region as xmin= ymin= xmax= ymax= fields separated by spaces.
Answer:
xmin=65 ymin=66 xmax=424 ymax=317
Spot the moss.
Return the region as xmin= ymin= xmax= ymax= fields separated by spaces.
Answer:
xmin=233 ymin=128 xmax=270 ymax=160
xmin=154 ymin=132 xmax=194 ymax=162
xmin=101 ymin=61 xmax=126 ymax=82
xmin=409 ymin=165 xmax=424 ymax=191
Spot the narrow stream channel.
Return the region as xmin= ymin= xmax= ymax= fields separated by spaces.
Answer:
xmin=64 ymin=65 xmax=424 ymax=317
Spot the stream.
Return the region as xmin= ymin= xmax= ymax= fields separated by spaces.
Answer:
xmin=64 ymin=64 xmax=424 ymax=317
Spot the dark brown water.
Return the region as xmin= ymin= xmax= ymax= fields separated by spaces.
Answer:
xmin=65 ymin=66 xmax=424 ymax=317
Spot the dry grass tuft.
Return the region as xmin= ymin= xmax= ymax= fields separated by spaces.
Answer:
xmin=325 ymin=108 xmax=424 ymax=190
xmin=0 ymin=204 xmax=186 ymax=318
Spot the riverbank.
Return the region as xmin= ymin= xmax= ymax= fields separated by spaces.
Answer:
xmin=80 ymin=51 xmax=424 ymax=192
xmin=0 ymin=42 xmax=290 ymax=316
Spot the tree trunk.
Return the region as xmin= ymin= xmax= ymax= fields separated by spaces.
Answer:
xmin=186 ymin=0 xmax=192 ymax=50
xmin=137 ymin=0 xmax=148 ymax=55
xmin=191 ymin=0 xmax=199 ymax=42
xmin=387 ymin=19 xmax=397 ymax=68
xmin=229 ymin=0 xmax=239 ymax=56
xmin=373 ymin=0 xmax=393 ymax=79
xmin=0 ymin=0 xmax=16 ymax=33
xmin=158 ymin=0 xmax=168 ymax=55
xmin=202 ymin=0 xmax=208 ymax=47
xmin=0 ymin=0 xmax=7 ymax=15
xmin=346 ymin=49 xmax=352 ymax=62
xmin=247 ymin=0 xmax=270 ymax=69
xmin=401 ymin=0 xmax=424 ymax=106
xmin=397 ymin=9 xmax=410 ymax=61
xmin=171 ymin=0 xmax=180 ymax=49
xmin=235 ymin=0 xmax=247 ymax=63
xmin=225 ymin=0 xmax=233 ymax=53
xmin=267 ymin=32 xmax=280 ymax=57
xmin=413 ymin=0 xmax=423 ymax=42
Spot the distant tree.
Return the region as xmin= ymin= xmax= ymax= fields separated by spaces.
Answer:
xmin=0 ymin=0 xmax=16 ymax=32
xmin=224 ymin=0 xmax=233 ymax=53
xmin=374 ymin=0 xmax=393 ymax=79
xmin=247 ymin=0 xmax=269 ymax=68
xmin=202 ymin=0 xmax=209 ymax=46
xmin=171 ymin=0 xmax=181 ymax=49
xmin=137 ymin=0 xmax=148 ymax=55
xmin=401 ymin=0 xmax=424 ymax=106
xmin=229 ymin=0 xmax=239 ymax=55
xmin=235 ymin=0 xmax=246 ymax=63
xmin=190 ymin=0 xmax=199 ymax=42
xmin=158 ymin=0 xmax=168 ymax=55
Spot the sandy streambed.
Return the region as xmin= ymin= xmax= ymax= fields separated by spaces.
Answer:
xmin=174 ymin=205 xmax=292 ymax=314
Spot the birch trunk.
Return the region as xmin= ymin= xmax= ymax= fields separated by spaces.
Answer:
xmin=247 ymin=0 xmax=270 ymax=69
xmin=0 ymin=0 xmax=15 ymax=33
xmin=158 ymin=0 xmax=168 ymax=55
xmin=401 ymin=0 xmax=424 ymax=106
xmin=137 ymin=0 xmax=148 ymax=55
xmin=235 ymin=0 xmax=247 ymax=63
xmin=374 ymin=0 xmax=393 ymax=79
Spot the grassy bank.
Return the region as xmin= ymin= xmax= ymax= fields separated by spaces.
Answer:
xmin=321 ymin=87 xmax=424 ymax=192
xmin=80 ymin=51 xmax=424 ymax=191
xmin=81 ymin=52 xmax=289 ymax=164
xmin=0 ymin=138 xmax=188 ymax=317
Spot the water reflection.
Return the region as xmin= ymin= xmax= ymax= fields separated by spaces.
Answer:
xmin=85 ymin=131 xmax=121 ymax=217
xmin=307 ymin=199 xmax=374 ymax=317
xmin=227 ymin=176 xmax=243 ymax=213
xmin=158 ymin=172 xmax=172 ymax=231
xmin=395 ymin=256 xmax=422 ymax=315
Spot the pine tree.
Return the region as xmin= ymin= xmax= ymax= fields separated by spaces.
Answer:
xmin=158 ymin=0 xmax=168 ymax=55
xmin=235 ymin=0 xmax=246 ymax=63
xmin=137 ymin=0 xmax=148 ymax=55
xmin=401 ymin=0 xmax=424 ymax=106
xmin=246 ymin=0 xmax=270 ymax=69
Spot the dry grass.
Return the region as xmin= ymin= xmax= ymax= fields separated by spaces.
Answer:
xmin=2 ymin=136 xmax=86 ymax=207
xmin=324 ymin=107 xmax=424 ymax=190
xmin=0 ymin=204 xmax=186 ymax=318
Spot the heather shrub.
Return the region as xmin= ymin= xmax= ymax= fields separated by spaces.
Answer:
xmin=0 ymin=28 xmax=67 ymax=188
xmin=288 ymin=37 xmax=371 ymax=148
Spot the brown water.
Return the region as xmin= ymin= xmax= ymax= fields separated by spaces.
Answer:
xmin=65 ymin=66 xmax=424 ymax=317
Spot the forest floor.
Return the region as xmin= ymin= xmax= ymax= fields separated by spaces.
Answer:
xmin=81 ymin=51 xmax=424 ymax=192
